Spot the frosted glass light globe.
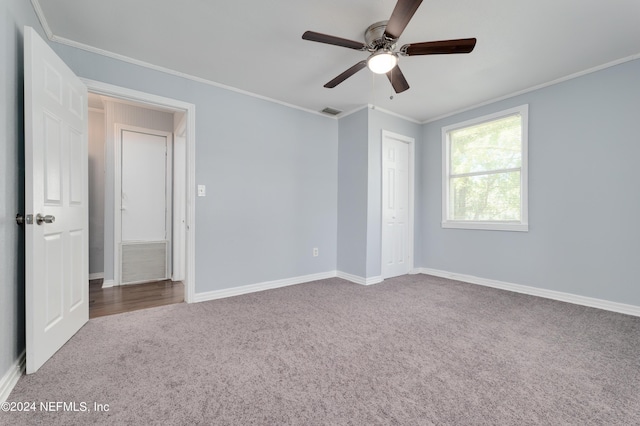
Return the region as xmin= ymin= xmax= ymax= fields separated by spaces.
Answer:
xmin=367 ymin=51 xmax=398 ymax=74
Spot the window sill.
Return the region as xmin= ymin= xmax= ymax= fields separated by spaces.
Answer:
xmin=441 ymin=221 xmax=529 ymax=232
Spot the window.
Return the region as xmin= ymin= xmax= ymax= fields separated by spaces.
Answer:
xmin=442 ymin=105 xmax=528 ymax=231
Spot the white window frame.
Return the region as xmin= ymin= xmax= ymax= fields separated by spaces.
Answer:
xmin=442 ymin=104 xmax=529 ymax=232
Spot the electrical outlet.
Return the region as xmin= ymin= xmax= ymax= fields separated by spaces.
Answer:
xmin=313 ymin=248 xmax=319 ymax=257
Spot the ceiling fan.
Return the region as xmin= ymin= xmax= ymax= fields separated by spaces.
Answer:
xmin=302 ymin=0 xmax=476 ymax=93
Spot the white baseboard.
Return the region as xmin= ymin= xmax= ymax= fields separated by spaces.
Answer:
xmin=193 ymin=271 xmax=338 ymax=303
xmin=0 ymin=351 xmax=25 ymax=403
xmin=194 ymin=270 xmax=391 ymax=303
xmin=336 ymin=271 xmax=383 ymax=286
xmin=101 ymin=279 xmax=115 ymax=289
xmin=418 ymin=267 xmax=640 ymax=317
xmin=89 ymin=272 xmax=104 ymax=280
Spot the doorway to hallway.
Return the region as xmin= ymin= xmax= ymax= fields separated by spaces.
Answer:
xmin=89 ymin=278 xmax=183 ymax=318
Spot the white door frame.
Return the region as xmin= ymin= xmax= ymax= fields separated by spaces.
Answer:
xmin=115 ymin=124 xmax=173 ymax=285
xmin=82 ymin=78 xmax=196 ymax=303
xmin=381 ymin=130 xmax=415 ymax=278
xmin=172 ymin=114 xmax=187 ymax=281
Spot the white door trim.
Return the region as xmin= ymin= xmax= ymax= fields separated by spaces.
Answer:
xmin=114 ymin=124 xmax=173 ymax=286
xmin=172 ymin=114 xmax=187 ymax=281
xmin=81 ymin=78 xmax=197 ymax=303
xmin=381 ymin=130 xmax=415 ymax=278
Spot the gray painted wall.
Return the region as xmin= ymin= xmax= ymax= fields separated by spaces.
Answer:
xmin=420 ymin=58 xmax=640 ymax=306
xmin=0 ymin=0 xmax=45 ymax=390
xmin=337 ymin=108 xmax=369 ymax=277
xmin=50 ymin=43 xmax=339 ymax=292
xmin=198 ymin=103 xmax=338 ymax=288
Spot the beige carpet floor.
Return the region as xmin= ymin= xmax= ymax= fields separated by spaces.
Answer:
xmin=4 ymin=274 xmax=640 ymax=425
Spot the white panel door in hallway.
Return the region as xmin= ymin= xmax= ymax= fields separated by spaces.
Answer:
xmin=381 ymin=131 xmax=414 ymax=279
xmin=24 ymin=26 xmax=89 ymax=373
xmin=118 ymin=127 xmax=172 ymax=284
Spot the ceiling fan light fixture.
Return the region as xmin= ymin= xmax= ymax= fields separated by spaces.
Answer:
xmin=367 ymin=50 xmax=398 ymax=74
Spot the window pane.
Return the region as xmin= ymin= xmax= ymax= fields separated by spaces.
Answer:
xmin=450 ymin=114 xmax=521 ymax=175
xmin=450 ymin=171 xmax=521 ymax=221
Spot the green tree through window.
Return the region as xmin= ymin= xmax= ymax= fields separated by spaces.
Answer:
xmin=443 ymin=105 xmax=528 ymax=231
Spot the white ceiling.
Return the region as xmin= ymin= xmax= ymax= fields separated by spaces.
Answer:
xmin=34 ymin=0 xmax=640 ymax=122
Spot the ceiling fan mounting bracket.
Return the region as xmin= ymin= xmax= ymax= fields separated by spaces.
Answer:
xmin=364 ymin=20 xmax=397 ymax=51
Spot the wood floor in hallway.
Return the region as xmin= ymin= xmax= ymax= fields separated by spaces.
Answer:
xmin=89 ymin=279 xmax=184 ymax=319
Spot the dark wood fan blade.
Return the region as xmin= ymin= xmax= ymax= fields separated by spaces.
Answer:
xmin=384 ymin=0 xmax=423 ymax=40
xmin=386 ymin=65 xmax=410 ymax=93
xmin=402 ymin=38 xmax=477 ymax=56
xmin=324 ymin=61 xmax=368 ymax=88
xmin=302 ymin=31 xmax=367 ymax=51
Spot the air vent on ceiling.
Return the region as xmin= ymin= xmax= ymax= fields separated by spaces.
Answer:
xmin=321 ymin=107 xmax=342 ymax=116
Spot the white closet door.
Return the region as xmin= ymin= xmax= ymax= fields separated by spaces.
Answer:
xmin=121 ymin=129 xmax=167 ymax=241
xmin=120 ymin=128 xmax=170 ymax=284
xmin=382 ymin=133 xmax=412 ymax=279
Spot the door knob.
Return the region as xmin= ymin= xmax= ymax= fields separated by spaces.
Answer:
xmin=36 ymin=214 xmax=55 ymax=225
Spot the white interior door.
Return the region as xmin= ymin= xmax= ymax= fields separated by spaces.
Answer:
xmin=382 ymin=131 xmax=414 ymax=279
xmin=24 ymin=26 xmax=89 ymax=374
xmin=121 ymin=129 xmax=168 ymax=242
xmin=118 ymin=127 xmax=171 ymax=284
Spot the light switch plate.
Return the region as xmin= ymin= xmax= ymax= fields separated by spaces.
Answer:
xmin=197 ymin=185 xmax=206 ymax=197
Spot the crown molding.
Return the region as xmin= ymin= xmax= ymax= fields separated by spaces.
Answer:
xmin=336 ymin=104 xmax=369 ymax=120
xmin=368 ymin=104 xmax=421 ymax=124
xmin=422 ymin=53 xmax=640 ymax=124
xmin=29 ymin=1 xmax=337 ymax=121
xmin=29 ymin=0 xmax=53 ymax=39
xmin=31 ymin=0 xmax=640 ymax=126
